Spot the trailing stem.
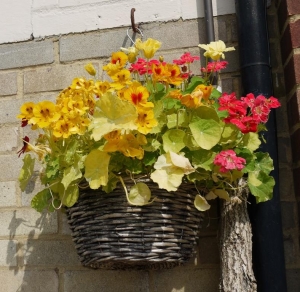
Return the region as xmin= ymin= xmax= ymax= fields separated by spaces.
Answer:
xmin=219 ymin=179 xmax=257 ymax=292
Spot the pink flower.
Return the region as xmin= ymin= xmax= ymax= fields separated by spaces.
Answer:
xmin=214 ymin=150 xmax=246 ymax=173
xmin=219 ymin=92 xmax=247 ymax=116
xmin=201 ymin=61 xmax=228 ymax=73
xmin=229 ymin=116 xmax=259 ymax=133
xmin=173 ymin=52 xmax=200 ymax=65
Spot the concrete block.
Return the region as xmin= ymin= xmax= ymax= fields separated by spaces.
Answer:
xmin=149 ymin=267 xmax=220 ymax=292
xmin=0 ymin=125 xmax=19 ymax=152
xmin=0 ymin=72 xmax=18 ymax=96
xmin=0 ymin=181 xmax=17 ymax=207
xmin=0 ymin=239 xmax=18 ymax=267
xmin=0 ymin=97 xmax=24 ymax=124
xmin=0 ymin=209 xmax=57 ymax=237
xmin=64 ymin=270 xmax=149 ymax=292
xmin=0 ymin=154 xmax=24 ymax=181
xmin=61 ymin=213 xmax=72 ymax=235
xmin=24 ymin=62 xmax=101 ymax=93
xmin=0 ymin=270 xmax=58 ymax=292
xmin=0 ymin=41 xmax=54 ymax=70
xmin=23 ymin=239 xmax=80 ymax=266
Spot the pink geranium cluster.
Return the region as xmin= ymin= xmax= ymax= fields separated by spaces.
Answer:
xmin=214 ymin=150 xmax=246 ymax=173
xmin=219 ymin=92 xmax=280 ymax=133
xmin=173 ymin=52 xmax=200 ymax=65
xmin=201 ymin=61 xmax=228 ymax=73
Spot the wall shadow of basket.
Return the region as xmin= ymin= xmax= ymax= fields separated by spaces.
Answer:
xmin=66 ymin=180 xmax=203 ymax=270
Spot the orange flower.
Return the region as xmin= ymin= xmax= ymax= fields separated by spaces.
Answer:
xmin=196 ymin=84 xmax=213 ymax=100
xmin=122 ymin=82 xmax=153 ymax=108
xmin=166 ymin=64 xmax=183 ymax=86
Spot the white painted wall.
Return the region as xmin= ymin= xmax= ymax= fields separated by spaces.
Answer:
xmin=0 ymin=0 xmax=235 ymax=44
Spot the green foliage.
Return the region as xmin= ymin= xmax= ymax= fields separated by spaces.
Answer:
xmin=19 ymin=154 xmax=35 ymax=191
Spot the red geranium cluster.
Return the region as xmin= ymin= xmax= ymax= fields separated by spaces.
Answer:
xmin=129 ymin=58 xmax=163 ymax=75
xmin=218 ymin=92 xmax=280 ymax=133
xmin=173 ymin=52 xmax=200 ymax=65
xmin=214 ymin=150 xmax=246 ymax=173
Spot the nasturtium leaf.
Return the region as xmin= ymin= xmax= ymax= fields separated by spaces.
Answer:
xmin=189 ymin=119 xmax=222 ymax=150
xmin=210 ymin=87 xmax=222 ymax=99
xmin=89 ymin=93 xmax=137 ymax=141
xmin=84 ymin=150 xmax=110 ymax=189
xmin=64 ymin=140 xmax=79 ymax=164
xmin=194 ymin=194 xmax=211 ymax=211
xmin=191 ymin=149 xmax=215 ymax=171
xmin=102 ymin=174 xmax=119 ymax=193
xmin=242 ymin=132 xmax=261 ymax=152
xmin=248 ymin=171 xmax=275 ymax=203
xmin=127 ymin=182 xmax=152 ymax=206
xmin=61 ymin=165 xmax=82 ymax=190
xmin=194 ymin=106 xmax=220 ymax=122
xmin=153 ymin=100 xmax=164 ymax=118
xmin=214 ymin=189 xmax=230 ymax=201
xmin=253 ymin=152 xmax=274 ymax=174
xmin=162 ymin=98 xmax=182 ymax=110
xmin=61 ymin=184 xmax=79 ymax=207
xmin=167 ymin=111 xmax=188 ymax=129
xmin=19 ymin=154 xmax=35 ymax=191
xmin=162 ymin=129 xmax=186 ymax=153
xmin=184 ymin=133 xmax=200 ymax=150
xmin=151 ymin=168 xmax=184 ymax=191
xmin=205 ymin=191 xmax=217 ymax=200
xmin=31 ymin=189 xmax=51 ymax=212
xmin=220 ymin=124 xmax=239 ymax=144
xmin=143 ymin=138 xmax=161 ymax=151
xmin=143 ymin=151 xmax=158 ymax=166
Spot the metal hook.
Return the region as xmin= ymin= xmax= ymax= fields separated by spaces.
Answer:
xmin=126 ymin=27 xmax=144 ymax=45
xmin=131 ymin=8 xmax=138 ymax=33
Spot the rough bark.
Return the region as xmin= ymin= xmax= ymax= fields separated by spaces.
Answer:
xmin=219 ymin=180 xmax=257 ymax=292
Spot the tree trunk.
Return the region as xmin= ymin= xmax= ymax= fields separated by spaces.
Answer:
xmin=219 ymin=181 xmax=257 ymax=292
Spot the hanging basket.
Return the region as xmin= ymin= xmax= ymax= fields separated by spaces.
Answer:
xmin=66 ymin=180 xmax=203 ymax=270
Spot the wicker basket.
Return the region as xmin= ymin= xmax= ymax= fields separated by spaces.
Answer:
xmin=66 ymin=180 xmax=203 ymax=270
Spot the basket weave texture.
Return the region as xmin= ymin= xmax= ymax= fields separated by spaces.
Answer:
xmin=67 ymin=180 xmax=203 ymax=270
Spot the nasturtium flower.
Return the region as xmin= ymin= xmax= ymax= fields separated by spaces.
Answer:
xmin=136 ymin=108 xmax=158 ymax=134
xmin=102 ymin=63 xmax=122 ymax=77
xmin=195 ymin=84 xmax=213 ymax=100
xmin=29 ymin=101 xmax=60 ymax=128
xmin=94 ymin=81 xmax=111 ymax=98
xmin=198 ymin=40 xmax=235 ymax=60
xmin=166 ymin=64 xmax=183 ymax=86
xmin=135 ymin=38 xmax=161 ymax=59
xmin=180 ymin=90 xmax=204 ymax=108
xmin=110 ymin=69 xmax=132 ymax=89
xmin=120 ymin=46 xmax=139 ymax=63
xmin=17 ymin=136 xmax=31 ymax=157
xmin=84 ymin=63 xmax=96 ymax=76
xmin=53 ymin=119 xmax=77 ymax=138
xmin=122 ymin=82 xmax=152 ymax=108
xmin=111 ymin=51 xmax=128 ymax=67
xmin=17 ymin=102 xmax=36 ymax=124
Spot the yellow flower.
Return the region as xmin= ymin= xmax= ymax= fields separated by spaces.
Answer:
xmin=111 ymin=51 xmax=128 ymax=67
xmin=180 ymin=90 xmax=204 ymax=108
xmin=53 ymin=118 xmax=78 ymax=138
xmin=94 ymin=81 xmax=111 ymax=98
xmin=152 ymin=63 xmax=169 ymax=84
xmin=135 ymin=38 xmax=161 ymax=59
xmin=198 ymin=40 xmax=235 ymax=60
xmin=103 ymin=131 xmax=146 ymax=159
xmin=136 ymin=108 xmax=158 ymax=134
xmin=84 ymin=63 xmax=96 ymax=76
xmin=17 ymin=102 xmax=35 ymax=121
xmin=102 ymin=63 xmax=121 ymax=76
xmin=195 ymin=84 xmax=213 ymax=100
xmin=166 ymin=64 xmax=183 ymax=86
xmin=122 ymin=82 xmax=152 ymax=108
xmin=30 ymin=101 xmax=60 ymax=128
xmin=120 ymin=46 xmax=139 ymax=63
xmin=110 ymin=69 xmax=132 ymax=90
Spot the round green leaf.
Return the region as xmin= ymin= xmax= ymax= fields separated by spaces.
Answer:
xmin=128 ymin=182 xmax=152 ymax=206
xmin=162 ymin=129 xmax=186 ymax=153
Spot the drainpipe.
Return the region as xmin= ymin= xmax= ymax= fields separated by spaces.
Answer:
xmin=235 ymin=0 xmax=287 ymax=291
xmin=204 ymin=0 xmax=215 ymax=43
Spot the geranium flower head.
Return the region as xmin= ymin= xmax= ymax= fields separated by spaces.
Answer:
xmin=214 ymin=150 xmax=246 ymax=173
xmin=201 ymin=61 xmax=228 ymax=73
xmin=198 ymin=40 xmax=235 ymax=60
xmin=173 ymin=52 xmax=200 ymax=65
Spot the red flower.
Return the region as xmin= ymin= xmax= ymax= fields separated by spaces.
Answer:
xmin=201 ymin=61 xmax=228 ymax=73
xmin=230 ymin=116 xmax=259 ymax=133
xmin=173 ymin=52 xmax=200 ymax=65
xmin=214 ymin=150 xmax=246 ymax=173
xmin=17 ymin=136 xmax=30 ymax=157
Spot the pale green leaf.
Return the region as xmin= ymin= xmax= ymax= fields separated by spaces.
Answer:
xmin=194 ymin=194 xmax=211 ymax=211
xmin=127 ymin=182 xmax=152 ymax=206
xmin=205 ymin=191 xmax=217 ymax=200
xmin=162 ymin=129 xmax=186 ymax=153
xmin=19 ymin=154 xmax=35 ymax=191
xmin=150 ymin=168 xmax=184 ymax=191
xmin=248 ymin=171 xmax=275 ymax=203
xmin=254 ymin=152 xmax=274 ymax=174
xmin=194 ymin=106 xmax=220 ymax=122
xmin=189 ymin=119 xmax=222 ymax=150
xmin=31 ymin=189 xmax=51 ymax=212
xmin=62 ymin=184 xmax=79 ymax=207
xmin=242 ymin=132 xmax=261 ymax=152
xmin=167 ymin=111 xmax=188 ymax=129
xmin=61 ymin=165 xmax=82 ymax=190
xmin=191 ymin=149 xmax=215 ymax=171
xmin=214 ymin=189 xmax=230 ymax=201
xmin=84 ymin=150 xmax=110 ymax=189
xmin=89 ymin=92 xmax=137 ymax=141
